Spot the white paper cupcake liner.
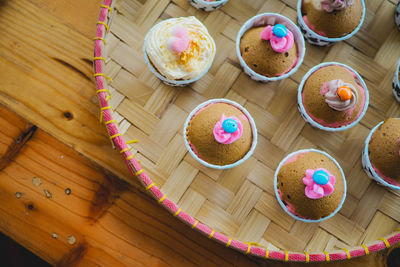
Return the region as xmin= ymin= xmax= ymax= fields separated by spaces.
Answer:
xmin=183 ymin=98 xmax=258 ymax=170
xmin=396 ymin=2 xmax=400 ymax=30
xmin=189 ymin=0 xmax=229 ymax=12
xmin=361 ymin=121 xmax=400 ymax=190
xmin=143 ymin=20 xmax=214 ymax=87
xmin=297 ymin=0 xmax=366 ymax=46
xmin=235 ymin=13 xmax=306 ymax=83
xmin=297 ymin=62 xmax=369 ymax=132
xmin=274 ymin=149 xmax=347 ymax=223
xmin=393 ymin=58 xmax=400 ymax=103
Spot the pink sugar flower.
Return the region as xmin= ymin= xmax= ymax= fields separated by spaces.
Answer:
xmin=213 ymin=114 xmax=243 ymax=144
xmin=302 ymin=168 xmax=335 ymax=199
xmin=260 ymin=25 xmax=294 ymax=53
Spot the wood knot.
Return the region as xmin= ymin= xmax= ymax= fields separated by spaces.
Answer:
xmin=25 ymin=202 xmax=35 ymax=211
xmin=63 ymin=111 xmax=73 ymax=120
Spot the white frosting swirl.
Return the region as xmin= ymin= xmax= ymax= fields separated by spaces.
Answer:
xmin=322 ymin=79 xmax=358 ymax=111
xmin=145 ymin=17 xmax=216 ymax=80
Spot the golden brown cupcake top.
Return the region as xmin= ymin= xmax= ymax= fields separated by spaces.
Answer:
xmin=277 ymin=151 xmax=344 ymax=220
xmin=369 ymin=118 xmax=400 ymax=180
xmin=302 ymin=65 xmax=365 ymax=126
xmin=240 ymin=26 xmax=298 ymax=77
xmin=302 ymin=0 xmax=363 ymax=38
xmin=186 ymin=103 xmax=253 ymax=166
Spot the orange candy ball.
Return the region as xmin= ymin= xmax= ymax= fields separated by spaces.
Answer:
xmin=337 ymin=86 xmax=352 ymax=101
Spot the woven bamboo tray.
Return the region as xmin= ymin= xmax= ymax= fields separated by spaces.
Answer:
xmin=93 ymin=0 xmax=400 ymax=262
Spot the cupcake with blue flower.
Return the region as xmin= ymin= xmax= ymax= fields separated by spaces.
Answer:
xmin=274 ymin=149 xmax=346 ymax=222
xmin=236 ymin=13 xmax=305 ymax=82
xmin=183 ymin=99 xmax=257 ymax=169
xmin=239 ymin=22 xmax=298 ymax=78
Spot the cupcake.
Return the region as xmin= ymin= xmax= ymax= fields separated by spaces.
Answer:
xmin=297 ymin=0 xmax=366 ymax=46
xmin=362 ymin=118 xmax=400 ymax=190
xmin=274 ymin=149 xmax=346 ymax=222
xmin=298 ymin=62 xmax=369 ymax=131
xmin=236 ymin=13 xmax=305 ymax=82
xmin=143 ymin=16 xmax=216 ymax=86
xmin=183 ymin=99 xmax=257 ymax=169
xmin=396 ymin=1 xmax=400 ymax=30
xmin=189 ymin=0 xmax=229 ymax=12
xmin=393 ymin=58 xmax=400 ymax=103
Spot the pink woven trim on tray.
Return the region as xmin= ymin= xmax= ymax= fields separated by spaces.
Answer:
xmin=93 ymin=0 xmax=400 ymax=262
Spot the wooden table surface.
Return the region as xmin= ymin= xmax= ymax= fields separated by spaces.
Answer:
xmin=0 ymin=0 xmax=398 ymax=266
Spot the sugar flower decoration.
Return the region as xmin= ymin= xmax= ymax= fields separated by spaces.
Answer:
xmin=213 ymin=114 xmax=243 ymax=144
xmin=302 ymin=168 xmax=335 ymax=199
xmin=260 ymin=24 xmax=294 ymax=53
xmin=167 ymin=26 xmax=190 ymax=53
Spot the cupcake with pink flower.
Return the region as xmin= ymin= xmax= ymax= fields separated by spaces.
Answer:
xmin=183 ymin=99 xmax=257 ymax=169
xmin=274 ymin=149 xmax=346 ymax=222
xmin=236 ymin=13 xmax=305 ymax=82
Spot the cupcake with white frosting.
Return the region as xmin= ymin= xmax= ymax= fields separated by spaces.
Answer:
xmin=143 ymin=16 xmax=216 ymax=86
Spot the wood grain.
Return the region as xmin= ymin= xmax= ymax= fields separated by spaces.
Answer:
xmin=0 ymin=0 xmax=133 ymax=183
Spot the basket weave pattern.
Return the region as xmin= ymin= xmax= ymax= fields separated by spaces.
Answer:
xmin=93 ymin=0 xmax=400 ymax=262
